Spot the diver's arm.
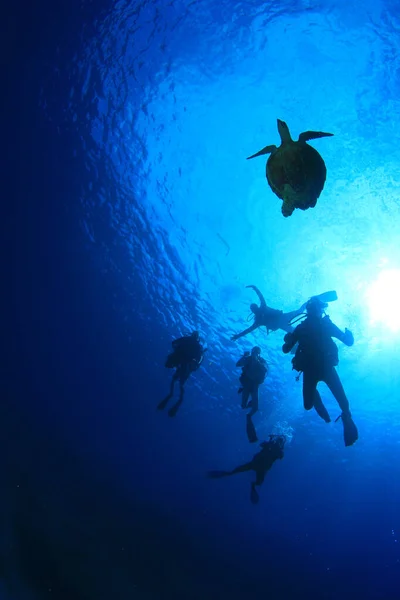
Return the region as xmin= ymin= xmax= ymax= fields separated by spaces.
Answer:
xmin=246 ymin=285 xmax=267 ymax=309
xmin=327 ymin=318 xmax=354 ymax=346
xmin=282 ymin=329 xmax=299 ymax=353
xmin=236 ymin=352 xmax=250 ymax=367
xmin=231 ymin=323 xmax=258 ymax=341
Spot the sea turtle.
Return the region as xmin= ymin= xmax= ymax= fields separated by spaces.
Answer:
xmin=247 ymin=119 xmax=333 ymax=217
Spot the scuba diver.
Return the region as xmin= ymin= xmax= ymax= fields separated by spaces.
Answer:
xmin=158 ymin=331 xmax=205 ymax=417
xmin=282 ymin=295 xmax=358 ymax=447
xmin=236 ymin=346 xmax=268 ymax=443
xmin=208 ymin=435 xmax=286 ymax=504
xmin=231 ymin=285 xmax=307 ymax=341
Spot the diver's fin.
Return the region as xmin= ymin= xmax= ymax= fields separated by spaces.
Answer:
xmin=157 ymin=395 xmax=171 ymax=411
xmin=250 ymin=484 xmax=260 ymax=504
xmin=168 ymin=402 xmax=182 ymax=417
xmin=336 ymin=413 xmax=359 ymax=447
xmin=314 ymin=290 xmax=338 ymax=304
xmin=168 ymin=396 xmax=183 ymax=417
xmin=247 ymin=145 xmax=277 ymax=160
xmin=343 ymin=415 xmax=359 ymax=447
xmin=298 ymin=131 xmax=334 ymax=142
xmin=246 ymin=415 xmax=258 ymax=443
xmin=207 ymin=470 xmax=230 ymax=479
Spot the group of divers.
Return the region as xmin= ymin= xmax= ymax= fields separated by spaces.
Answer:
xmin=158 ymin=286 xmax=358 ymax=504
xmin=158 ymin=120 xmax=357 ymax=503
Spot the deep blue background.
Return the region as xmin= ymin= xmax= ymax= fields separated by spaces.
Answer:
xmin=4 ymin=0 xmax=400 ymax=598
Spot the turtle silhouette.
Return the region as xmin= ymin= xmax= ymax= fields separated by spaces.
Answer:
xmin=247 ymin=119 xmax=333 ymax=217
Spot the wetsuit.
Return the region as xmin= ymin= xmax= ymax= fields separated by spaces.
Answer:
xmin=282 ymin=314 xmax=354 ymax=421
xmin=236 ymin=354 xmax=267 ymax=416
xmin=232 ymin=285 xmax=305 ymax=340
xmin=160 ymin=336 xmax=204 ymax=416
xmin=208 ymin=439 xmax=285 ymax=503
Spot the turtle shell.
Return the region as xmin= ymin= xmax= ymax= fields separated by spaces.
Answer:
xmin=266 ymin=142 xmax=327 ymax=211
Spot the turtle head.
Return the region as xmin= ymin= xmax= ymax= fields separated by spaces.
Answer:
xmin=277 ymin=119 xmax=292 ymax=143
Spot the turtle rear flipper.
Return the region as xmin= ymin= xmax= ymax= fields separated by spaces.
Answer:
xmin=298 ymin=131 xmax=333 ymax=142
xmin=247 ymin=144 xmax=277 ymax=160
xmin=281 ymin=184 xmax=297 ymax=217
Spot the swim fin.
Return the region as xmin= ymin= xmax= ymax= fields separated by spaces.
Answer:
xmin=208 ymin=470 xmax=230 ymax=479
xmin=157 ymin=395 xmax=171 ymax=411
xmin=336 ymin=413 xmax=359 ymax=447
xmin=343 ymin=415 xmax=358 ymax=447
xmin=314 ymin=290 xmax=338 ymax=304
xmin=168 ymin=400 xmax=182 ymax=417
xmin=250 ymin=484 xmax=260 ymax=504
xmin=246 ymin=415 xmax=258 ymax=443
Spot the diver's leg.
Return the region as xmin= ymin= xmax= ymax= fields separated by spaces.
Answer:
xmin=241 ymin=388 xmax=250 ymax=409
xmin=324 ymin=368 xmax=358 ymax=446
xmin=246 ymin=414 xmax=258 ymax=443
xmin=302 ymin=370 xmax=319 ymax=411
xmin=250 ymin=467 xmax=267 ymax=504
xmin=313 ymin=389 xmax=331 ymax=423
xmin=168 ymin=368 xmax=188 ymax=417
xmin=323 ymin=368 xmax=350 ymax=415
xmin=254 ymin=468 xmax=266 ymax=486
xmin=157 ymin=373 xmax=177 ymax=410
xmin=284 ymin=309 xmax=301 ymax=320
xmin=229 ymin=462 xmax=253 ymax=475
xmin=168 ymin=387 xmax=184 ymax=417
xmin=248 ymin=387 xmax=259 ymax=417
xmin=207 ymin=470 xmax=231 ymax=479
xmin=171 ymin=374 xmax=178 ymax=394
xmin=209 ymin=462 xmax=252 ymax=479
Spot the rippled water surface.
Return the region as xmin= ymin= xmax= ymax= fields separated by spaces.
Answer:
xmin=55 ymin=0 xmax=400 ymax=427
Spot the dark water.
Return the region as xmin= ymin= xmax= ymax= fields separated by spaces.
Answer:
xmin=5 ymin=0 xmax=400 ymax=598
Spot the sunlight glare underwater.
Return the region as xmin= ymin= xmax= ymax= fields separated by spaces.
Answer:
xmin=366 ymin=269 xmax=400 ymax=333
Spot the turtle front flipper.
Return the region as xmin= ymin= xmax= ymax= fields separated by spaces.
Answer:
xmin=298 ymin=131 xmax=333 ymax=142
xmin=281 ymin=184 xmax=297 ymax=217
xmin=247 ymin=144 xmax=277 ymax=160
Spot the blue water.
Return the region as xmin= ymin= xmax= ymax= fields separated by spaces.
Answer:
xmin=6 ymin=0 xmax=400 ymax=598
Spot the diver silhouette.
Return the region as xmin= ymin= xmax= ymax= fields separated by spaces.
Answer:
xmin=236 ymin=346 xmax=268 ymax=443
xmin=282 ymin=295 xmax=358 ymax=447
xmin=208 ymin=435 xmax=286 ymax=504
xmin=231 ymin=285 xmax=306 ymax=341
xmin=158 ymin=331 xmax=205 ymax=417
